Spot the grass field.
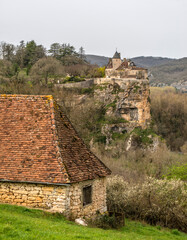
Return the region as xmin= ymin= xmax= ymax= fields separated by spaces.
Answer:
xmin=0 ymin=204 xmax=186 ymax=240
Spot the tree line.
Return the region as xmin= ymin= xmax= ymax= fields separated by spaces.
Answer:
xmin=0 ymin=40 xmax=104 ymax=85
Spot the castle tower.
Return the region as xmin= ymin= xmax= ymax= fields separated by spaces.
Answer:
xmin=112 ymin=51 xmax=122 ymax=70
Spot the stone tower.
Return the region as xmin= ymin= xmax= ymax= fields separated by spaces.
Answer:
xmin=111 ymin=51 xmax=122 ymax=70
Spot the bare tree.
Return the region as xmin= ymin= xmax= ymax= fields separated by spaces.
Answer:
xmin=30 ymin=57 xmax=64 ymax=84
xmin=0 ymin=42 xmax=15 ymax=61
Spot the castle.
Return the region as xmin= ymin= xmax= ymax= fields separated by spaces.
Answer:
xmin=105 ymin=51 xmax=148 ymax=79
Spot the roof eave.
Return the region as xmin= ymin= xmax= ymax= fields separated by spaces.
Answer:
xmin=0 ymin=179 xmax=71 ymax=186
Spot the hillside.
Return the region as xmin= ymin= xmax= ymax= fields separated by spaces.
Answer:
xmin=131 ymin=56 xmax=174 ymax=68
xmin=149 ymin=57 xmax=187 ymax=86
xmin=86 ymin=54 xmax=109 ymax=66
xmin=0 ymin=204 xmax=186 ymax=240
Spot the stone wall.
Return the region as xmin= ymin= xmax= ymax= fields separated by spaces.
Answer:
xmin=112 ymin=58 xmax=122 ymax=70
xmin=0 ymin=177 xmax=107 ymax=218
xmin=69 ymin=178 xmax=107 ymax=219
xmin=105 ymin=69 xmax=148 ymax=79
xmin=55 ymin=79 xmax=94 ymax=89
xmin=0 ymin=182 xmax=68 ymax=212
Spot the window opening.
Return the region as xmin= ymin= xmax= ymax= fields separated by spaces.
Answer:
xmin=83 ymin=185 xmax=92 ymax=206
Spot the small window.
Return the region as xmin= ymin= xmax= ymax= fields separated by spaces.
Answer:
xmin=83 ymin=185 xmax=92 ymax=206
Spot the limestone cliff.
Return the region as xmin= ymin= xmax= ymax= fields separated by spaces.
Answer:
xmin=57 ymin=77 xmax=151 ymax=146
xmin=93 ymin=78 xmax=151 ymax=144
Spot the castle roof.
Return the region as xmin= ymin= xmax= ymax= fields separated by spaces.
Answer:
xmin=113 ymin=51 xmax=121 ymax=59
xmin=116 ymin=61 xmax=128 ymax=70
xmin=116 ymin=61 xmax=147 ymax=71
xmin=0 ymin=95 xmax=111 ymax=185
xmin=106 ymin=58 xmax=113 ymax=69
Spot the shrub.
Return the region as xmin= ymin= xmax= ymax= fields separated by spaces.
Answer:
xmin=63 ymin=76 xmax=85 ymax=84
xmin=107 ymin=176 xmax=187 ymax=232
xmin=107 ymin=176 xmax=128 ymax=213
xmin=93 ymin=213 xmax=118 ymax=229
xmin=164 ymin=164 xmax=187 ymax=181
xmin=131 ymin=127 xmax=157 ymax=145
xmin=150 ymin=88 xmax=187 ymax=151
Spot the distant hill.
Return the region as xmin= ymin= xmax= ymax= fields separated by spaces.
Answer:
xmin=86 ymin=54 xmax=109 ymax=66
xmin=149 ymin=58 xmax=187 ymax=86
xmin=131 ymin=56 xmax=174 ymax=68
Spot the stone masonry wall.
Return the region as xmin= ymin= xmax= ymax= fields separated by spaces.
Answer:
xmin=0 ymin=177 xmax=107 ymax=218
xmin=69 ymin=177 xmax=107 ymax=219
xmin=0 ymin=182 xmax=69 ymax=213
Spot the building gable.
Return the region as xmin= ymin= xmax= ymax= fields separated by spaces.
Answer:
xmin=0 ymin=95 xmax=111 ymax=185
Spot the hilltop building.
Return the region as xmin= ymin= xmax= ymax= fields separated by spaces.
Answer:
xmin=0 ymin=95 xmax=111 ymax=218
xmin=105 ymin=51 xmax=148 ymax=79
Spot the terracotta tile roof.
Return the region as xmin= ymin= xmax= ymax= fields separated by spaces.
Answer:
xmin=106 ymin=58 xmax=113 ymax=69
xmin=0 ymin=95 xmax=111 ymax=184
xmin=131 ymin=66 xmax=147 ymax=70
xmin=116 ymin=61 xmax=129 ymax=70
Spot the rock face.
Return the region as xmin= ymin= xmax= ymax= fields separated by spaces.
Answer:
xmin=95 ymin=79 xmax=150 ymax=127
xmin=56 ymin=77 xmax=151 ymax=146
xmin=93 ymin=78 xmax=151 ymax=142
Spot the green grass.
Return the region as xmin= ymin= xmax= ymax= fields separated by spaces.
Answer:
xmin=0 ymin=204 xmax=186 ymax=240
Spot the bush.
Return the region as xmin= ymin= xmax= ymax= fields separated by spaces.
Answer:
xmin=63 ymin=76 xmax=85 ymax=84
xmin=107 ymin=176 xmax=187 ymax=232
xmin=131 ymin=127 xmax=157 ymax=145
xmin=164 ymin=164 xmax=187 ymax=181
xmin=150 ymin=88 xmax=187 ymax=151
xmin=93 ymin=213 xmax=118 ymax=229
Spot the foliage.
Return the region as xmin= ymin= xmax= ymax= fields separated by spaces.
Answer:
xmin=23 ymin=40 xmax=46 ymax=70
xmin=93 ymin=139 xmax=187 ymax=182
xmin=62 ymin=76 xmax=85 ymax=84
xmin=0 ymin=41 xmax=15 ymax=61
xmin=87 ymin=66 xmax=106 ymax=78
xmin=107 ymin=176 xmax=187 ymax=232
xmin=164 ymin=164 xmax=187 ymax=181
xmin=80 ymin=87 xmax=94 ymax=94
xmin=30 ymin=57 xmax=64 ymax=84
xmin=93 ymin=212 xmax=119 ymax=229
xmin=0 ymin=40 xmax=108 ymax=82
xmin=97 ymin=66 xmax=105 ymax=77
xmin=78 ymin=46 xmax=86 ymax=60
xmin=0 ymin=204 xmax=186 ymax=240
xmin=111 ymin=132 xmax=128 ymax=140
xmin=94 ymin=134 xmax=107 ymax=144
xmin=131 ymin=127 xmax=157 ymax=145
xmin=150 ymin=87 xmax=187 ymax=151
xmin=133 ymin=85 xmax=141 ymax=93
xmin=106 ymin=101 xmax=117 ymax=110
xmin=0 ymin=59 xmax=15 ymax=77
xmin=49 ymin=43 xmax=78 ymax=60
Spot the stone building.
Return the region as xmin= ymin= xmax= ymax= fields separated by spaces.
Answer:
xmin=0 ymin=94 xmax=111 ymax=218
xmin=105 ymin=51 xmax=148 ymax=79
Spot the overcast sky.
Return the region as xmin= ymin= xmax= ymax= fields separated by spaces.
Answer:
xmin=0 ymin=0 xmax=186 ymax=58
